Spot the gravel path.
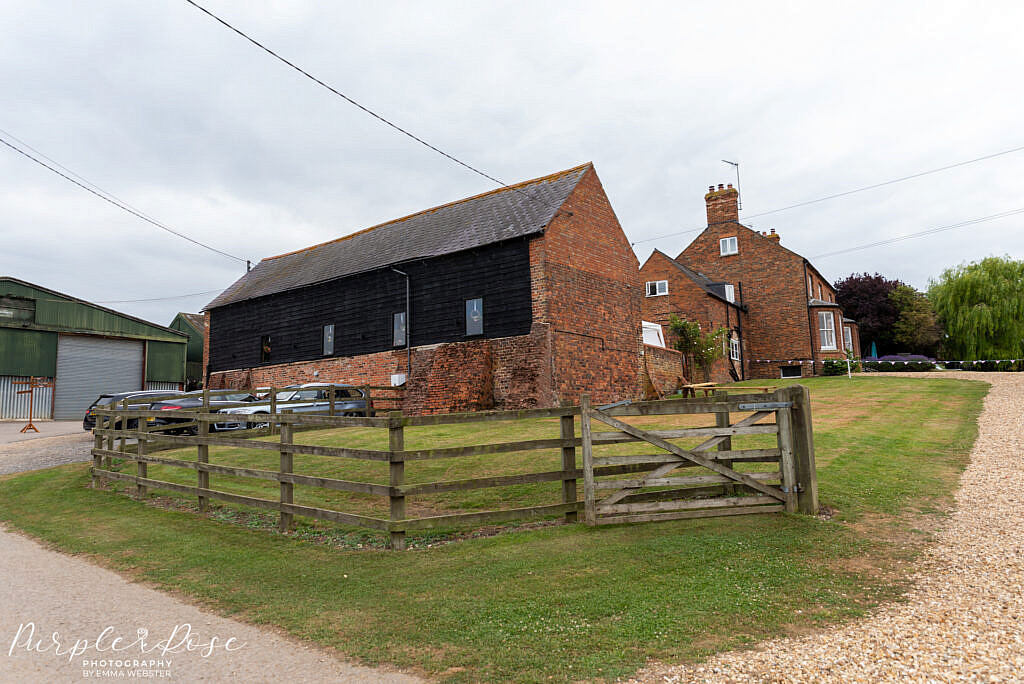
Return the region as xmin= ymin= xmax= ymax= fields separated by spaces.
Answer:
xmin=0 ymin=432 xmax=94 ymax=475
xmin=631 ymin=371 xmax=1024 ymax=683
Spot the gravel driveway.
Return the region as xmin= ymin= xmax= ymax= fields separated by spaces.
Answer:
xmin=0 ymin=432 xmax=93 ymax=476
xmin=632 ymin=371 xmax=1024 ymax=682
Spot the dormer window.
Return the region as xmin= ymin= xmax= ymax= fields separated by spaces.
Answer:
xmin=645 ymin=280 xmax=668 ymax=297
xmin=720 ymin=236 xmax=738 ymax=256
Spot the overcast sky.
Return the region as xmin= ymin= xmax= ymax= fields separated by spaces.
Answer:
xmin=2 ymin=1 xmax=1022 ymax=326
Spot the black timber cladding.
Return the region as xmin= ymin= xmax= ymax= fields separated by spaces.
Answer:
xmin=206 ymin=164 xmax=588 ymax=310
xmin=207 ymin=239 xmax=533 ymax=372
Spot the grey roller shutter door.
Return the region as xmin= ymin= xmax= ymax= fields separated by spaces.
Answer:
xmin=54 ymin=336 xmax=143 ymax=420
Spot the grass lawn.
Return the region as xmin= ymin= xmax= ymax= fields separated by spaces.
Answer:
xmin=0 ymin=376 xmax=987 ymax=682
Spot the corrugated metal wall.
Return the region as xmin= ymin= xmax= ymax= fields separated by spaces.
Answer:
xmin=145 ymin=381 xmax=181 ymax=391
xmin=0 ymin=376 xmax=54 ymax=419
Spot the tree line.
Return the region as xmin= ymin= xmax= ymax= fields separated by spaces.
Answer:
xmin=836 ymin=255 xmax=1024 ymax=361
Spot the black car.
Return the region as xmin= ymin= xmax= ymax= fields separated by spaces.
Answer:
xmin=83 ymin=390 xmax=185 ymax=431
xmin=148 ymin=391 xmax=258 ymax=433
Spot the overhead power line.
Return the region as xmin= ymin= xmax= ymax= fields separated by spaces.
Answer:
xmin=632 ymin=143 xmax=1024 ymax=246
xmin=0 ymin=132 xmax=249 ymax=264
xmin=184 ymin=0 xmax=507 ymax=189
xmin=813 ymin=207 xmax=1024 ymax=259
xmin=94 ymin=289 xmax=225 ymax=304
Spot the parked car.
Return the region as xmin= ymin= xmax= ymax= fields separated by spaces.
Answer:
xmin=214 ymin=384 xmax=371 ymax=431
xmin=82 ymin=389 xmax=185 ymax=431
xmin=148 ymin=390 xmax=258 ymax=433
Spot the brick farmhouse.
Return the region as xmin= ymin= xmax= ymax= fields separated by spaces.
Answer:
xmin=203 ymin=163 xmax=641 ymax=413
xmin=640 ymin=183 xmax=860 ymax=389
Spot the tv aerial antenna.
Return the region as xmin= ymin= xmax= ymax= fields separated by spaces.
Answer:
xmin=721 ymin=159 xmax=742 ymax=211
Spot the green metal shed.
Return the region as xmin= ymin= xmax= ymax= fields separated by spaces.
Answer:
xmin=0 ymin=277 xmax=188 ymax=420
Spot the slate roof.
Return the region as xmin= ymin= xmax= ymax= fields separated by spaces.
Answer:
xmin=206 ymin=163 xmax=591 ymax=309
xmin=652 ymin=250 xmax=742 ymax=307
xmin=178 ymin=312 xmax=206 ymax=332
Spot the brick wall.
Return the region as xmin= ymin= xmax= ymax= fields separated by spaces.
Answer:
xmin=208 ymin=329 xmax=553 ymax=414
xmin=642 ymin=344 xmax=684 ymax=396
xmin=534 ymin=165 xmax=641 ymax=405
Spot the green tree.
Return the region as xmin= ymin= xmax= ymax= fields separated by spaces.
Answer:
xmin=889 ymin=284 xmax=942 ymax=356
xmin=928 ymin=256 xmax=1024 ymax=360
xmin=667 ymin=315 xmax=729 ymax=382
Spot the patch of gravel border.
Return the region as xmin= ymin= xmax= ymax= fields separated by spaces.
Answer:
xmin=0 ymin=432 xmax=94 ymax=475
xmin=628 ymin=371 xmax=1024 ymax=683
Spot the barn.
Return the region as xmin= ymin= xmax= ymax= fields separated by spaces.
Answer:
xmin=0 ymin=277 xmax=187 ymax=420
xmin=204 ymin=163 xmax=642 ymax=413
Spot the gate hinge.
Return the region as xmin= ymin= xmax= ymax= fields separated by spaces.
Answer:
xmin=780 ymin=483 xmax=804 ymax=494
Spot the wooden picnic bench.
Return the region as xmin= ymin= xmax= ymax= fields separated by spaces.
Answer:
xmin=680 ymin=383 xmax=776 ymax=397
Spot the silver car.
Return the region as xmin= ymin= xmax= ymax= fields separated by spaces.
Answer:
xmin=214 ymin=383 xmax=370 ymax=431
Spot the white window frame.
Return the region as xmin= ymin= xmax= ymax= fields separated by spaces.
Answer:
xmin=723 ymin=284 xmax=735 ymax=303
xmin=719 ymin=236 xmax=738 ymax=256
xmin=642 ymin=321 xmax=666 ymax=347
xmin=817 ymin=284 xmax=822 ymax=301
xmin=818 ymin=311 xmax=837 ymax=350
xmin=645 ymin=280 xmax=668 ymax=297
xmin=843 ymin=326 xmax=854 ymax=352
xmin=729 ymin=334 xmax=740 ymax=361
xmin=807 ymin=275 xmax=812 ymax=297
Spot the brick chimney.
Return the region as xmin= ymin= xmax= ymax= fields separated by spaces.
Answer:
xmin=766 ymin=228 xmax=780 ymax=243
xmin=705 ymin=183 xmax=739 ymax=225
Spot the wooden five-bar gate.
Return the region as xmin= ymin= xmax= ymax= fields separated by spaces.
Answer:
xmin=580 ymin=384 xmax=817 ymax=525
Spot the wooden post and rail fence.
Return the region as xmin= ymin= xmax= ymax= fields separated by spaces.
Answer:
xmin=90 ymin=386 xmax=817 ymax=550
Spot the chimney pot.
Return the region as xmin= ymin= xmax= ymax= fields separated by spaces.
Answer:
xmin=718 ymin=183 xmax=724 ymax=190
xmin=770 ymin=228 xmax=776 ymax=234
xmin=709 ymin=185 xmax=715 ymax=192
xmin=727 ymin=183 xmax=733 ymax=189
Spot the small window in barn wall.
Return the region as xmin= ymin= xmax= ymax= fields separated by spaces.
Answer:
xmin=260 ymin=335 xmax=271 ymax=362
xmin=645 ymin=280 xmax=668 ymax=297
xmin=393 ymin=312 xmax=406 ymax=347
xmin=818 ymin=311 xmax=837 ymax=350
xmin=780 ymin=365 xmax=801 ymax=378
xmin=729 ymin=334 xmax=740 ymax=361
xmin=322 ymin=325 xmax=334 ymax=355
xmin=720 ymin=236 xmax=738 ymax=256
xmin=723 ymin=284 xmax=735 ymax=302
xmin=465 ymin=298 xmax=483 ymax=336
xmin=843 ymin=326 xmax=854 ymax=352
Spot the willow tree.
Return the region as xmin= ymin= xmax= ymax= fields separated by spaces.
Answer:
xmin=928 ymin=256 xmax=1024 ymax=360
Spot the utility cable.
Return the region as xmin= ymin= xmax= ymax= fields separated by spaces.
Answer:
xmin=94 ymin=289 xmax=225 ymax=304
xmin=0 ymin=133 xmax=249 ymax=264
xmin=813 ymin=207 xmax=1024 ymax=259
xmin=632 ymin=143 xmax=1024 ymax=246
xmin=184 ymin=0 xmax=507 ymax=188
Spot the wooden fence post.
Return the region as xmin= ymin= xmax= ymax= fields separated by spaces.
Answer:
xmin=92 ymin=413 xmax=103 ymax=487
xmin=119 ymin=398 xmax=129 ymax=458
xmin=786 ymin=384 xmax=819 ymax=514
xmin=774 ymin=391 xmax=798 ymax=513
xmin=269 ymin=388 xmax=278 ymax=435
xmin=279 ymin=420 xmax=294 ymax=533
xmin=104 ymin=409 xmax=114 ymax=468
xmin=136 ymin=421 xmax=148 ymax=500
xmin=560 ymin=413 xmax=578 ymax=523
xmin=328 ymin=385 xmax=336 ymax=416
xmin=388 ymin=410 xmax=406 ymax=550
xmin=714 ymin=390 xmax=735 ymax=497
xmin=198 ymin=388 xmax=210 ymax=512
xmin=363 ymin=385 xmax=372 ymax=418
xmin=580 ymin=394 xmax=596 ymax=527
